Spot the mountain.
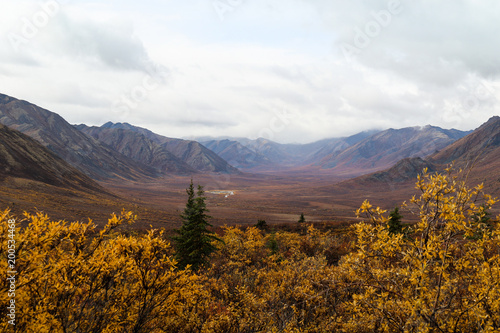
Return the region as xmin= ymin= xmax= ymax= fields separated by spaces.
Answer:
xmin=429 ymin=116 xmax=500 ymax=167
xmin=330 ymin=117 xmax=500 ymax=205
xmin=198 ymin=131 xmax=378 ymax=171
xmin=201 ymin=139 xmax=273 ymax=169
xmin=319 ymin=125 xmax=470 ymax=176
xmin=428 ymin=116 xmax=500 ymax=191
xmin=0 ymin=94 xmax=158 ymax=180
xmin=99 ymin=122 xmax=240 ymax=174
xmin=0 ymin=123 xmax=104 ymax=193
xmin=305 ymin=131 xmax=381 ymax=166
xmin=355 ymin=157 xmax=437 ymax=185
xmin=76 ymin=124 xmax=197 ymax=175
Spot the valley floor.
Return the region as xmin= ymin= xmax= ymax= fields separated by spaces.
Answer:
xmin=100 ymin=171 xmax=419 ymax=229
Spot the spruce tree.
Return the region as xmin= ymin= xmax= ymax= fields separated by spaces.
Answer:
xmin=173 ymin=180 xmax=220 ymax=271
xmin=387 ymin=207 xmax=403 ymax=235
xmin=298 ymin=213 xmax=306 ymax=223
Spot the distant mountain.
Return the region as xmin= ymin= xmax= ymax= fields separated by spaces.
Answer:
xmin=336 ymin=116 xmax=500 ymax=196
xmin=201 ymin=139 xmax=273 ymax=169
xmin=0 ymin=123 xmax=104 ymax=193
xmin=319 ymin=125 xmax=470 ymax=176
xmin=198 ymin=131 xmax=378 ymax=171
xmin=306 ymin=131 xmax=381 ymax=166
xmin=76 ymin=124 xmax=197 ymax=175
xmin=99 ymin=122 xmax=240 ymax=174
xmin=0 ymin=94 xmax=158 ymax=180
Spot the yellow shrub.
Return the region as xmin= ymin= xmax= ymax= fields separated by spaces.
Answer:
xmin=0 ymin=210 xmax=204 ymax=332
xmin=341 ymin=167 xmax=500 ymax=332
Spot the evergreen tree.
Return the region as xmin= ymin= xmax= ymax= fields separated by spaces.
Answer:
xmin=387 ymin=207 xmax=403 ymax=235
xmin=298 ymin=213 xmax=306 ymax=223
xmin=256 ymin=219 xmax=268 ymax=230
xmin=173 ymin=180 xmax=220 ymax=271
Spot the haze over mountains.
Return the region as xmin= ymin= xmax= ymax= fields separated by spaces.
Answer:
xmin=200 ymin=131 xmax=378 ymax=171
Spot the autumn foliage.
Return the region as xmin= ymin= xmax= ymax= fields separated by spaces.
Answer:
xmin=1 ymin=167 xmax=499 ymax=332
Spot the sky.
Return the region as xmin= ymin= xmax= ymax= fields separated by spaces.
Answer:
xmin=1 ymin=0 xmax=499 ymax=144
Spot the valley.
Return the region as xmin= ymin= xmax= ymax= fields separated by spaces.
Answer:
xmin=1 ymin=93 xmax=499 ymax=230
xmin=100 ymin=170 xmax=428 ymax=230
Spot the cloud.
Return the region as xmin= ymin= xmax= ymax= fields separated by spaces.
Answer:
xmin=322 ymin=0 xmax=500 ymax=82
xmin=0 ymin=1 xmax=158 ymax=72
xmin=52 ymin=14 xmax=153 ymax=71
xmin=0 ymin=0 xmax=498 ymax=143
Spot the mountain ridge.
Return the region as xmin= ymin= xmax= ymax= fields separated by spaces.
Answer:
xmin=0 ymin=93 xmax=159 ymax=180
xmin=317 ymin=125 xmax=470 ymax=176
xmin=76 ymin=124 xmax=197 ymax=175
xmin=0 ymin=123 xmax=105 ymax=193
xmin=197 ymin=126 xmax=469 ymax=175
xmin=98 ymin=122 xmax=240 ymax=174
xmin=339 ymin=116 xmax=500 ymax=194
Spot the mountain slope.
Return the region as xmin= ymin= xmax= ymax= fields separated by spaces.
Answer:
xmin=198 ymin=131 xmax=378 ymax=171
xmin=0 ymin=94 xmax=158 ymax=180
xmin=76 ymin=124 xmax=197 ymax=175
xmin=101 ymin=122 xmax=240 ymax=174
xmin=327 ymin=117 xmax=500 ymax=209
xmin=355 ymin=157 xmax=437 ymax=185
xmin=430 ymin=116 xmax=500 ymax=166
xmin=201 ymin=139 xmax=272 ymax=169
xmin=319 ymin=125 xmax=470 ymax=176
xmin=0 ymin=123 xmax=104 ymax=193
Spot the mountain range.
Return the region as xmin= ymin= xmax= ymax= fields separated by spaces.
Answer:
xmin=200 ymin=131 xmax=378 ymax=171
xmin=0 ymin=94 xmax=158 ymax=181
xmin=200 ymin=126 xmax=470 ymax=176
xmin=76 ymin=122 xmax=240 ymax=175
xmin=317 ymin=125 xmax=469 ymax=176
xmin=339 ymin=116 xmax=500 ymax=196
xmin=0 ymin=92 xmax=496 ymax=187
xmin=0 ymin=92 xmax=499 ymax=225
xmin=0 ymin=93 xmax=238 ymax=181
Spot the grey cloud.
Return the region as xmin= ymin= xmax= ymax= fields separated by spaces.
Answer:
xmin=316 ymin=0 xmax=500 ymax=84
xmin=55 ymin=84 xmax=109 ymax=108
xmin=52 ymin=13 xmax=154 ymax=72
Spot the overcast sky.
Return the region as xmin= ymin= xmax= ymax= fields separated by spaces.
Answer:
xmin=1 ymin=0 xmax=499 ymax=143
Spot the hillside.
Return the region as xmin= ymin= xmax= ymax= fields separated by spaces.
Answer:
xmin=0 ymin=94 xmax=158 ymax=180
xmin=319 ymin=125 xmax=469 ymax=176
xmin=0 ymin=123 xmax=135 ymax=223
xmin=430 ymin=116 xmax=500 ymax=166
xmin=76 ymin=124 xmax=197 ymax=175
xmin=354 ymin=118 xmax=500 ymax=187
xmin=100 ymin=122 xmax=240 ymax=174
xmin=198 ymin=131 xmax=378 ymax=171
xmin=324 ymin=117 xmax=500 ymax=213
xmin=0 ymin=123 xmax=104 ymax=193
xmin=201 ymin=139 xmax=273 ymax=169
xmin=429 ymin=116 xmax=500 ymax=192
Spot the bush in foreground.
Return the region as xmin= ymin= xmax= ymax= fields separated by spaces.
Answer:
xmin=0 ymin=167 xmax=499 ymax=332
